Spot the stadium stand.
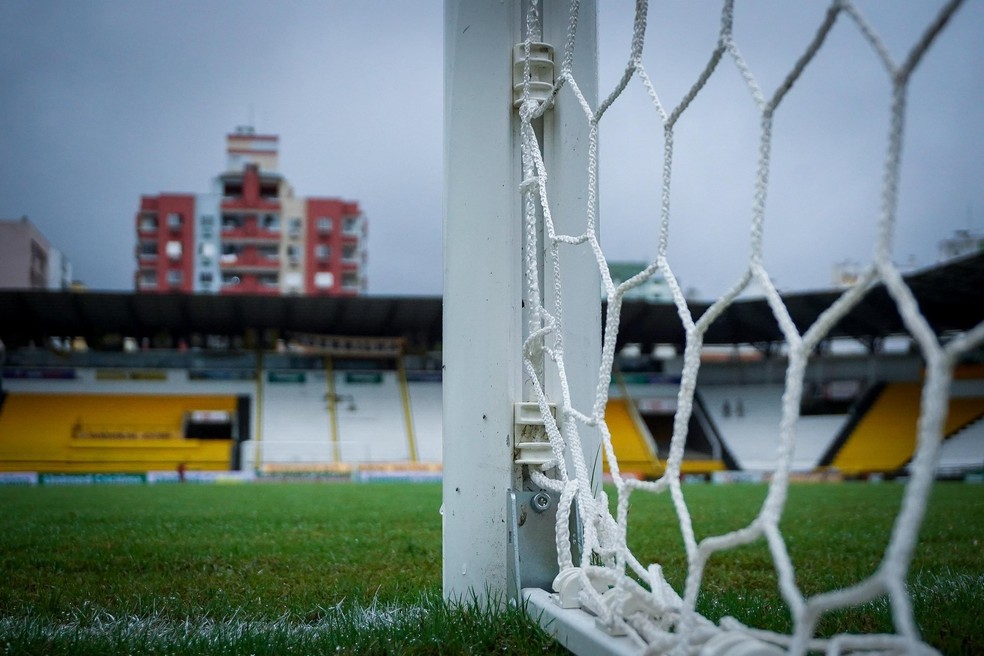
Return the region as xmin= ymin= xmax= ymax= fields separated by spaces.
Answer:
xmin=701 ymin=385 xmax=846 ymax=471
xmin=0 ymin=393 xmax=237 ymax=472
xmin=603 ymin=398 xmax=661 ymax=476
xmin=0 ymin=254 xmax=981 ymax=477
xmin=936 ymin=418 xmax=984 ymax=476
xmin=407 ymin=379 xmax=443 ymax=463
xmin=831 ymin=382 xmax=984 ymax=475
xmin=259 ymin=370 xmax=336 ymax=466
xmin=335 ymin=371 xmax=413 ymax=463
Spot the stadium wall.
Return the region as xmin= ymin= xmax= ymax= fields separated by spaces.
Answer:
xmin=2 ymin=355 xmax=982 ymax=478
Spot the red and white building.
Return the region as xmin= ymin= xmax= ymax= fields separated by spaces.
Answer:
xmin=135 ymin=128 xmax=367 ymax=296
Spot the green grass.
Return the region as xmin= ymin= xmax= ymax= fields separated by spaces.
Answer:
xmin=623 ymin=482 xmax=984 ymax=654
xmin=0 ymin=483 xmax=561 ymax=655
xmin=0 ymin=482 xmax=981 ymax=654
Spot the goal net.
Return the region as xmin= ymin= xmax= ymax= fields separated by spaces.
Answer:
xmin=509 ymin=0 xmax=980 ymax=654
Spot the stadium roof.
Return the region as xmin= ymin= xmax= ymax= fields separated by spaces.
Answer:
xmin=1 ymin=252 xmax=982 ymax=351
xmin=620 ymin=252 xmax=984 ymax=349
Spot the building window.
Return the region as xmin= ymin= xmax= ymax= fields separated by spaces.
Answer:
xmin=286 ymin=244 xmax=300 ymax=265
xmin=342 ymin=272 xmax=359 ymax=289
xmin=259 ymin=181 xmax=278 ymax=199
xmin=317 ymin=217 xmax=332 ymax=234
xmin=342 ymin=216 xmax=359 ymax=233
xmin=221 ymin=213 xmax=242 ymax=231
xmin=166 ymin=240 xmax=183 ymax=260
xmin=220 ymin=243 xmax=241 ymax=262
xmin=139 ymin=214 xmax=158 ymax=232
xmin=342 ymin=244 xmax=357 ymax=261
xmin=138 ymin=241 xmax=158 ymax=259
xmin=314 ymin=272 xmax=334 ymax=289
xmin=138 ymin=272 xmax=157 ymax=288
xmin=315 ymin=244 xmax=331 ymax=261
xmin=258 ymin=244 xmax=279 ymax=260
xmin=166 ymin=270 xmax=183 ymax=286
xmin=199 ymin=242 xmax=217 ymax=258
xmin=284 ymin=271 xmax=303 ymax=293
xmin=200 ymin=272 xmax=214 ymax=284
xmin=201 ymin=215 xmax=214 ymax=227
xmin=167 ymin=213 xmax=183 ymax=230
xmin=288 ymin=217 xmax=302 ymax=237
xmin=223 ymin=181 xmax=243 ymax=198
xmin=261 ymin=213 xmax=280 ymax=231
xmin=258 ymin=273 xmax=279 ymax=287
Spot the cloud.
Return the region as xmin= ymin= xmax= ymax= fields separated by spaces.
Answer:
xmin=0 ymin=1 xmax=979 ymax=297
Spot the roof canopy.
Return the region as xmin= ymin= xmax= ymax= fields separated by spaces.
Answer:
xmin=1 ymin=253 xmax=981 ymax=351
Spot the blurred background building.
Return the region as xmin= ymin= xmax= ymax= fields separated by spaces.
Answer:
xmin=135 ymin=127 xmax=367 ymax=296
xmin=0 ymin=217 xmax=73 ymax=290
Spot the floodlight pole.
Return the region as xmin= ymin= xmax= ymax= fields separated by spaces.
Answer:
xmin=443 ymin=0 xmax=599 ymax=607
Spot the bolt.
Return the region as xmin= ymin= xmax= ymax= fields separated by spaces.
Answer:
xmin=531 ymin=491 xmax=551 ymax=513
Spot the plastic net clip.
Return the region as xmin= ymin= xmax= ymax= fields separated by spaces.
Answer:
xmin=514 ymin=402 xmax=556 ymax=467
xmin=512 ymin=42 xmax=555 ymax=109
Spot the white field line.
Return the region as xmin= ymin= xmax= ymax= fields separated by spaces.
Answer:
xmin=0 ymin=600 xmax=431 ymax=642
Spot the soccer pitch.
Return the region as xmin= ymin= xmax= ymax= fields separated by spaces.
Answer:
xmin=0 ymin=482 xmax=981 ymax=655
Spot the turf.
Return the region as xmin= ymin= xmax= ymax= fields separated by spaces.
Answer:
xmin=622 ymin=482 xmax=984 ymax=654
xmin=0 ymin=481 xmax=980 ymax=654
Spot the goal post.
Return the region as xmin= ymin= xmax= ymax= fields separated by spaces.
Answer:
xmin=442 ymin=0 xmax=523 ymax=603
xmin=445 ymin=0 xmax=979 ymax=654
xmin=442 ymin=0 xmax=601 ymax=607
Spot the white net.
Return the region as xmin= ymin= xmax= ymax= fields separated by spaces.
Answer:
xmin=516 ymin=0 xmax=981 ymax=654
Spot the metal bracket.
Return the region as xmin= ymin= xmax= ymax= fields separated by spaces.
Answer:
xmin=507 ymin=488 xmax=560 ymax=601
xmin=507 ymin=487 xmax=583 ymax=602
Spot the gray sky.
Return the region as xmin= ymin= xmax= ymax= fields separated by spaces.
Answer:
xmin=0 ymin=1 xmax=980 ymax=298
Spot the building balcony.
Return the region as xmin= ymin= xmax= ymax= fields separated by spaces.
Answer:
xmin=220 ymin=198 xmax=280 ymax=213
xmin=340 ymin=271 xmax=361 ymax=291
xmin=220 ymin=286 xmax=280 ymax=296
xmin=341 ymin=214 xmax=365 ymax=236
xmin=219 ymin=276 xmax=280 ymax=295
xmin=137 ymin=218 xmax=158 ymax=233
xmin=137 ymin=257 xmax=158 ymax=268
xmin=220 ymin=226 xmax=281 ymax=242
xmin=340 ymin=242 xmax=362 ymax=263
xmin=218 ymin=252 xmax=279 ymax=270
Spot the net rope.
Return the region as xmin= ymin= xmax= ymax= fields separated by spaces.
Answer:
xmin=516 ymin=1 xmax=980 ymax=654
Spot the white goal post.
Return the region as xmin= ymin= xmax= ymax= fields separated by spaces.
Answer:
xmin=443 ymin=1 xmax=981 ymax=655
xmin=443 ymin=0 xmax=601 ymax=605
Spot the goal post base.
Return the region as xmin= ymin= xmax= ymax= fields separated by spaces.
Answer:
xmin=523 ymin=587 xmax=640 ymax=656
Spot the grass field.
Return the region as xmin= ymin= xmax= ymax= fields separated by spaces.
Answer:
xmin=0 ymin=481 xmax=981 ymax=655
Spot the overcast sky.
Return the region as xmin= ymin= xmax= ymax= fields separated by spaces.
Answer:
xmin=0 ymin=1 xmax=980 ymax=299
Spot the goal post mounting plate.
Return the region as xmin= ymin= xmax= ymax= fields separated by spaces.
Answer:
xmin=507 ymin=488 xmax=561 ymax=601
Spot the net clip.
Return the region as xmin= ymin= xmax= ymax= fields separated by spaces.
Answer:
xmin=513 ymin=401 xmax=556 ymax=467
xmin=552 ymin=567 xmax=609 ymax=610
xmin=512 ymin=42 xmax=555 ymax=109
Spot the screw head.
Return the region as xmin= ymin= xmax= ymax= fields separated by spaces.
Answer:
xmin=531 ymin=491 xmax=552 ymax=513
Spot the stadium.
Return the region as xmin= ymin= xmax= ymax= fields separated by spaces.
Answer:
xmin=2 ymin=1 xmax=982 ymax=654
xmin=1 ymin=252 xmax=982 ymax=483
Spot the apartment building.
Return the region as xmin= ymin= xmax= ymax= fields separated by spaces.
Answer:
xmin=0 ymin=217 xmax=73 ymax=290
xmin=135 ymin=128 xmax=366 ymax=296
